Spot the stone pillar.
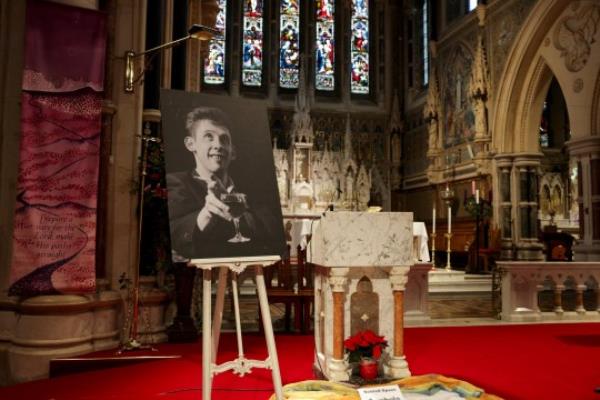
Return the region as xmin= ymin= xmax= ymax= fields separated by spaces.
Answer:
xmin=513 ymin=154 xmax=544 ymax=260
xmin=576 ymin=284 xmax=586 ymax=314
xmin=495 ymin=154 xmax=515 ymax=260
xmin=0 ymin=0 xmax=25 ymax=301
xmin=554 ymin=284 xmax=564 ymax=314
xmin=327 ymin=268 xmax=349 ymax=382
xmin=393 ymin=291 xmax=404 ymax=356
xmin=566 ymin=136 xmax=600 ymax=261
xmin=384 ymin=266 xmax=411 ymax=379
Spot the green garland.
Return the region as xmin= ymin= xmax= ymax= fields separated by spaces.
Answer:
xmin=464 ymin=195 xmax=492 ymax=219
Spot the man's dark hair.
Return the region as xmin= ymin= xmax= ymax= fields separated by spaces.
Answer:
xmin=185 ymin=107 xmax=231 ymax=137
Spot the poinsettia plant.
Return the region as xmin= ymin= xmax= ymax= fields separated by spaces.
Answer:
xmin=343 ymin=330 xmax=388 ymax=363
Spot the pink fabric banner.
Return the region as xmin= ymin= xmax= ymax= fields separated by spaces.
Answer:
xmin=9 ymin=0 xmax=106 ymax=296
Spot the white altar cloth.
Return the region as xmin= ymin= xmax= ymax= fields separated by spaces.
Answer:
xmin=413 ymin=222 xmax=430 ymax=262
xmin=287 ymin=218 xmax=316 ymax=256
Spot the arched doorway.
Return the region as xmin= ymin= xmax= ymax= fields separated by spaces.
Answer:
xmin=538 ymin=78 xmax=578 ymax=237
xmin=491 ymin=0 xmax=600 ymax=261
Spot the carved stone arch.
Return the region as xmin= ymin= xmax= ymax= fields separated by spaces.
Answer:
xmin=564 ymin=275 xmax=577 ymax=290
xmin=540 ymin=183 xmax=551 ymax=215
xmin=491 ymin=0 xmax=577 ymax=154
xmin=516 ymin=58 xmax=555 ymax=153
xmin=551 ymin=183 xmax=563 ymax=214
xmin=586 ymin=274 xmax=599 ymax=288
xmin=541 ymin=275 xmax=555 ymax=291
xmin=592 ymin=68 xmax=600 ymax=136
xmin=350 ymin=276 xmax=379 ymax=335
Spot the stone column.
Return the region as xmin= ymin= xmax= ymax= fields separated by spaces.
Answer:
xmin=327 ymin=267 xmax=349 ymax=382
xmin=576 ymin=284 xmax=586 ymax=314
xmin=0 ymin=0 xmax=25 ymax=296
xmin=495 ymin=154 xmax=515 ymax=260
xmin=554 ymin=284 xmax=564 ymax=315
xmin=384 ymin=266 xmax=411 ymax=379
xmin=566 ymin=136 xmax=600 ymax=261
xmin=513 ymin=154 xmax=544 ymax=260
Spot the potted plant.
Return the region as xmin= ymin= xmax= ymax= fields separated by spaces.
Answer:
xmin=343 ymin=330 xmax=387 ymax=380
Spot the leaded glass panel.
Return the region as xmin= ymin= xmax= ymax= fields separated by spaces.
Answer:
xmin=315 ymin=0 xmax=335 ymax=91
xmin=203 ymin=0 xmax=227 ymax=85
xmin=280 ymin=0 xmax=301 ymax=89
xmin=241 ymin=0 xmax=264 ymax=87
xmin=350 ymin=0 xmax=369 ymax=94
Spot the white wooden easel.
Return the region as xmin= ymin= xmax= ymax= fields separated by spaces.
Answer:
xmin=189 ymin=256 xmax=284 ymax=400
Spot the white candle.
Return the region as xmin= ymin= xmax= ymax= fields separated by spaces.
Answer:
xmin=447 ymin=206 xmax=452 ymax=234
xmin=475 ymin=189 xmax=480 ymax=204
xmin=471 ymin=180 xmax=476 ymax=195
xmin=432 ymin=207 xmax=436 ymax=233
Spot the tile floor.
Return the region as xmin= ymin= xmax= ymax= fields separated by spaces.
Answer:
xmin=218 ymin=290 xmax=499 ymax=333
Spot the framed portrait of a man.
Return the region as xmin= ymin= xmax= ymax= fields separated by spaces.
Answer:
xmin=160 ymin=90 xmax=286 ymax=261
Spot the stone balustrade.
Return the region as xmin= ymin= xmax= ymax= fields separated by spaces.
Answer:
xmin=498 ymin=262 xmax=600 ymax=322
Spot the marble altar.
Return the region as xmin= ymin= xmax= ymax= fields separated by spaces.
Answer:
xmin=309 ymin=211 xmax=413 ymax=382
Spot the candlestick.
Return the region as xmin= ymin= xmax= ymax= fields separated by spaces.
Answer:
xmin=445 ymin=232 xmax=453 ymax=271
xmin=431 ymin=232 xmax=437 ymax=269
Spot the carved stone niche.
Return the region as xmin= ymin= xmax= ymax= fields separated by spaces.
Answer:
xmin=350 ymin=277 xmax=380 ymax=335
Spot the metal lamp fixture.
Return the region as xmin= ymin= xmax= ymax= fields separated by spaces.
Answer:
xmin=124 ymin=24 xmax=222 ymax=93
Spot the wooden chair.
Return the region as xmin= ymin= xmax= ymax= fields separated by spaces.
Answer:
xmin=468 ymin=225 xmax=501 ymax=273
xmin=263 ymin=245 xmax=302 ymax=332
xmin=296 ymin=246 xmax=314 ymax=333
xmin=261 ymin=245 xmax=315 ymax=333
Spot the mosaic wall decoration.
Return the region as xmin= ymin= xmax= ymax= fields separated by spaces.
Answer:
xmin=488 ymin=0 xmax=536 ymax=88
xmin=440 ymin=44 xmax=475 ymax=148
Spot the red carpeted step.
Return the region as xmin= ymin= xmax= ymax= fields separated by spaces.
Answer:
xmin=2 ymin=325 xmax=600 ymax=400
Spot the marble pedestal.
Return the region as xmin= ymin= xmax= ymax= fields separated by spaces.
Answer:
xmin=309 ymin=211 xmax=414 ymax=381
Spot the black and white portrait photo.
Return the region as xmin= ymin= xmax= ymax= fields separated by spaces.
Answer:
xmin=160 ymin=90 xmax=286 ymax=261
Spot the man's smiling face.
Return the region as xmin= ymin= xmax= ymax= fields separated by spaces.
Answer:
xmin=185 ymin=119 xmax=233 ymax=178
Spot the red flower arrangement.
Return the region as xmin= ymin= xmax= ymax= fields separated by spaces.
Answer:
xmin=343 ymin=329 xmax=388 ymax=363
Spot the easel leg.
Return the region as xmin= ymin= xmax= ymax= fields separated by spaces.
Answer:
xmin=202 ymin=269 xmax=212 ymax=400
xmin=255 ymin=265 xmax=284 ymax=400
xmin=231 ymin=273 xmax=245 ymax=359
xmin=212 ymin=267 xmax=228 ymax=363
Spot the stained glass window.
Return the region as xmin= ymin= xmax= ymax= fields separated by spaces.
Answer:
xmin=279 ymin=0 xmax=301 ymax=89
xmin=241 ymin=0 xmax=264 ymax=87
xmin=468 ymin=0 xmax=478 ymax=12
xmin=350 ymin=0 xmax=369 ymax=94
xmin=203 ymin=0 xmax=227 ymax=85
xmin=315 ymin=0 xmax=335 ymax=91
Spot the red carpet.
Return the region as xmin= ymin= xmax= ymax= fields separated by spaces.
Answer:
xmin=1 ymin=323 xmax=599 ymax=399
